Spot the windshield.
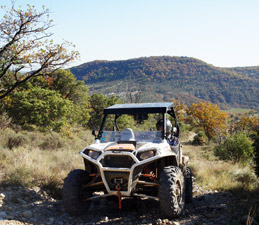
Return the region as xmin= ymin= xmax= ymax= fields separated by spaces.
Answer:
xmin=100 ymin=131 xmax=163 ymax=143
xmin=99 ymin=113 xmax=177 ymax=143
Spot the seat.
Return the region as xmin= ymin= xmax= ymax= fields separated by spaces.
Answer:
xmin=119 ymin=128 xmax=135 ymax=141
xmin=118 ymin=128 xmax=136 ymax=146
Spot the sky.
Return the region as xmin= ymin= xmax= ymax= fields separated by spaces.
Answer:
xmin=1 ymin=0 xmax=259 ymax=68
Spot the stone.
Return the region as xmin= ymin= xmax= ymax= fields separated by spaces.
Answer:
xmin=0 ymin=193 xmax=5 ymax=198
xmin=22 ymin=210 xmax=33 ymax=218
xmin=17 ymin=198 xmax=27 ymax=204
xmin=49 ymin=217 xmax=55 ymax=223
xmin=101 ymin=216 xmax=109 ymax=222
xmin=172 ymin=222 xmax=180 ymax=225
xmin=156 ymin=219 xmax=162 ymax=224
xmin=0 ymin=211 xmax=7 ymax=218
xmin=141 ymin=219 xmax=147 ymax=223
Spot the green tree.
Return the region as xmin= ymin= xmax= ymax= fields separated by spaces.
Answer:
xmin=88 ymin=94 xmax=118 ymax=130
xmin=50 ymin=69 xmax=90 ymax=125
xmin=0 ymin=3 xmax=79 ymax=99
xmin=13 ymin=69 xmax=91 ymax=126
xmin=8 ymin=87 xmax=73 ymax=131
xmin=214 ymin=132 xmax=254 ymax=164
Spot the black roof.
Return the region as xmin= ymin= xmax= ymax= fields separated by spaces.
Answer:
xmin=104 ymin=102 xmax=175 ymax=114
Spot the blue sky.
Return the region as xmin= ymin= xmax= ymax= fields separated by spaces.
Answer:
xmin=1 ymin=0 xmax=259 ymax=67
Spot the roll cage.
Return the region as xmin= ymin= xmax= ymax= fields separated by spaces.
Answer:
xmin=96 ymin=102 xmax=180 ymax=141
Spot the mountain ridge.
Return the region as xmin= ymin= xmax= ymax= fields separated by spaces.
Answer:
xmin=70 ymin=56 xmax=259 ymax=109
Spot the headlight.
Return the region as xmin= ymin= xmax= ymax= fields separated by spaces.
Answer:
xmin=139 ymin=150 xmax=155 ymax=160
xmin=88 ymin=150 xmax=101 ymax=159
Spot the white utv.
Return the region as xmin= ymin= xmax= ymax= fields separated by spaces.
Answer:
xmin=63 ymin=102 xmax=192 ymax=217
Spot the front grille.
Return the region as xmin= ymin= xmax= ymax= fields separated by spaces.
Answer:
xmin=101 ymin=155 xmax=135 ymax=168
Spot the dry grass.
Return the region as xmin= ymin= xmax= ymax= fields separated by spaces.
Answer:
xmin=0 ymin=127 xmax=94 ymax=197
xmin=183 ymin=143 xmax=259 ymax=222
xmin=183 ymin=144 xmax=258 ymax=191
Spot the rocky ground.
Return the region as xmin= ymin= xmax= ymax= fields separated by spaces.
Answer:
xmin=0 ymin=179 xmax=256 ymax=225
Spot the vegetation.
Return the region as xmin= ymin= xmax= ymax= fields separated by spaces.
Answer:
xmin=192 ymin=131 xmax=208 ymax=145
xmin=0 ymin=3 xmax=79 ymax=99
xmin=253 ymin=128 xmax=259 ymax=177
xmin=187 ymin=102 xmax=229 ymax=140
xmin=87 ymin=93 xmax=119 ymax=130
xmin=183 ymin=144 xmax=259 ymax=222
xmin=214 ymin=133 xmax=254 ymax=164
xmin=0 ymin=127 xmax=93 ymax=195
xmin=8 ymin=87 xmax=73 ymax=131
xmin=70 ymin=56 xmax=259 ymax=109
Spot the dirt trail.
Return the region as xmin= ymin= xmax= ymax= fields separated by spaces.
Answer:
xmin=0 ymin=175 xmax=244 ymax=225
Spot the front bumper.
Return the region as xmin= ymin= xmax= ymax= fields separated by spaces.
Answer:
xmin=80 ymin=150 xmax=162 ymax=196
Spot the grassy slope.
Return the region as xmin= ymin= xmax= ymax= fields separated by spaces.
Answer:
xmin=182 ymin=142 xmax=259 ymax=221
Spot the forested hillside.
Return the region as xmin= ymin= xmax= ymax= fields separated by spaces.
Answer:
xmin=70 ymin=56 xmax=259 ymax=109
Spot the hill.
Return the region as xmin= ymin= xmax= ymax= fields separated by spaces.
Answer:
xmin=70 ymin=56 xmax=259 ymax=109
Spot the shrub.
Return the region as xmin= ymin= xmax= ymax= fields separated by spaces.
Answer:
xmin=232 ymin=169 xmax=257 ymax=188
xmin=192 ymin=131 xmax=208 ymax=145
xmin=39 ymin=132 xmax=64 ymax=150
xmin=7 ymin=133 xmax=30 ymax=150
xmin=214 ymin=132 xmax=254 ymax=164
xmin=0 ymin=113 xmax=11 ymax=129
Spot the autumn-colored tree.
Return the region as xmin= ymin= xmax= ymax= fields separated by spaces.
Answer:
xmin=0 ymin=4 xmax=79 ymax=99
xmin=187 ymin=102 xmax=229 ymax=140
xmin=171 ymin=97 xmax=187 ymax=122
xmin=234 ymin=115 xmax=259 ymax=133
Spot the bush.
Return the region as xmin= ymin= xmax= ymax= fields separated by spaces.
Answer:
xmin=0 ymin=113 xmax=11 ymax=129
xmin=214 ymin=132 xmax=254 ymax=164
xmin=232 ymin=169 xmax=257 ymax=188
xmin=39 ymin=132 xmax=65 ymax=150
xmin=192 ymin=131 xmax=208 ymax=145
xmin=7 ymin=133 xmax=30 ymax=150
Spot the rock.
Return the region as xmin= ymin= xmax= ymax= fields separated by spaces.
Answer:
xmin=141 ymin=219 xmax=147 ymax=224
xmin=22 ymin=210 xmax=33 ymax=218
xmin=172 ymin=222 xmax=180 ymax=225
xmin=49 ymin=217 xmax=55 ymax=223
xmin=101 ymin=216 xmax=109 ymax=222
xmin=156 ymin=219 xmax=162 ymax=224
xmin=0 ymin=211 xmax=7 ymax=219
xmin=17 ymin=198 xmax=27 ymax=204
xmin=0 ymin=193 xmax=5 ymax=198
xmin=32 ymin=186 xmax=41 ymax=193
xmin=163 ymin=219 xmax=169 ymax=223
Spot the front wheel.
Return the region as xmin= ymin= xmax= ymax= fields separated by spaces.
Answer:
xmin=158 ymin=166 xmax=185 ymax=218
xmin=63 ymin=169 xmax=92 ymax=216
xmin=185 ymin=167 xmax=193 ymax=203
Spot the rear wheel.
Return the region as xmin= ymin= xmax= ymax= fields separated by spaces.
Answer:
xmin=158 ymin=166 xmax=184 ymax=217
xmin=63 ymin=169 xmax=92 ymax=216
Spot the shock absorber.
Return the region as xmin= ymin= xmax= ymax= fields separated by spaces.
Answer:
xmin=143 ymin=166 xmax=156 ymax=180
